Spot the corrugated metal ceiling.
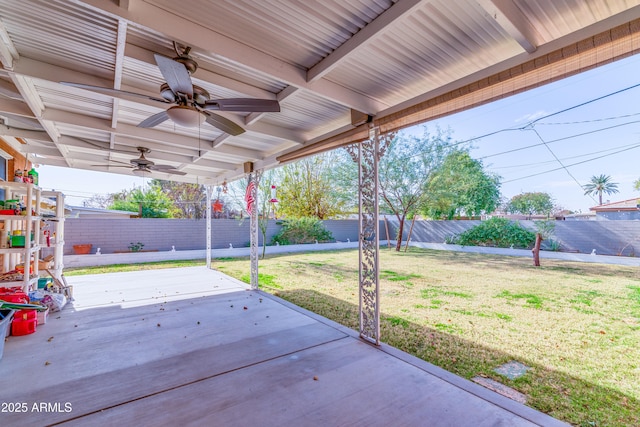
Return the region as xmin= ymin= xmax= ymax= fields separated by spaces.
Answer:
xmin=0 ymin=0 xmax=638 ymax=186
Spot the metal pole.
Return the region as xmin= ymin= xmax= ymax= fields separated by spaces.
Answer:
xmin=205 ymin=185 xmax=213 ymax=269
xmin=249 ymin=172 xmax=259 ymax=289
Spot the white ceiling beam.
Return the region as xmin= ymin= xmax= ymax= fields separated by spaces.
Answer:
xmin=0 ymin=20 xmax=18 ymax=70
xmin=0 ymin=97 xmax=38 ymax=118
xmin=0 ymin=79 xmax=21 ymax=99
xmin=307 ymin=0 xmax=427 ymax=82
xmin=0 ymin=124 xmax=50 ymax=141
xmin=476 ymin=0 xmax=542 ymax=53
xmin=9 ymin=74 xmax=71 ymax=165
xmin=41 ymin=108 xmax=263 ymax=159
xmin=79 ymin=0 xmax=388 ymax=115
xmin=110 ymin=20 xmax=128 ymax=150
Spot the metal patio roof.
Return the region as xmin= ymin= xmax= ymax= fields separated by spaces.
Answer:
xmin=0 ymin=0 xmax=639 ymax=185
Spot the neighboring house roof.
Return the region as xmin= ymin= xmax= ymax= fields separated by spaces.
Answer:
xmin=67 ymin=205 xmax=138 ymax=218
xmin=590 ymin=198 xmax=640 ymax=212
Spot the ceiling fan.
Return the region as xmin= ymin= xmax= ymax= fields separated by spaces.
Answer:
xmin=62 ymin=43 xmax=280 ymax=136
xmin=93 ymin=147 xmax=187 ymax=176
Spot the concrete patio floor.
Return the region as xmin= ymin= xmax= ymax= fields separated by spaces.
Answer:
xmin=0 ymin=267 xmax=568 ymax=426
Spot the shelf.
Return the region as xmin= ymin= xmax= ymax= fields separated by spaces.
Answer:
xmin=0 ymin=276 xmax=38 ymax=288
xmin=0 ymin=215 xmax=41 ymax=221
xmin=0 ymin=246 xmax=40 ymax=254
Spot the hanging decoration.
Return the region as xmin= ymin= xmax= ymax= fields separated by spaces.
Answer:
xmin=212 ymin=199 xmax=224 ymax=213
xmin=269 ymin=185 xmax=278 ymax=203
xmin=245 ymin=177 xmax=256 ymax=215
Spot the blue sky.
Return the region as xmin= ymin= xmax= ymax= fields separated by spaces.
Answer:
xmin=39 ymin=54 xmax=640 ymax=212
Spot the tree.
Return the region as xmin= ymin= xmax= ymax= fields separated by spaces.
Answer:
xmin=424 ymin=150 xmax=501 ymax=219
xmin=109 ymin=186 xmax=177 ymax=218
xmin=276 ymin=152 xmax=348 ymax=219
xmin=531 ymin=219 xmax=556 ymax=267
xmin=583 ymin=174 xmax=619 ymax=205
xmin=83 ymin=193 xmax=113 ymax=209
xmin=506 ymin=192 xmax=554 ymax=218
xmin=634 ymin=178 xmax=640 ymax=192
xmin=378 ymin=126 xmax=459 ymax=251
xmin=149 ymin=180 xmax=206 ymax=219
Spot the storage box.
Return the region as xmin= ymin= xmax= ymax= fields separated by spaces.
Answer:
xmin=37 ymin=307 xmax=49 ymax=325
xmin=0 ymin=290 xmax=29 ymax=304
xmin=0 ymin=309 xmax=14 ymax=360
xmin=11 ymin=309 xmax=37 ymax=336
xmin=10 ymin=235 xmax=25 ymax=248
xmin=38 ymin=277 xmax=53 ymax=289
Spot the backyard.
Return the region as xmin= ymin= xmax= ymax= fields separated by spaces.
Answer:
xmin=68 ymin=248 xmax=640 ymax=426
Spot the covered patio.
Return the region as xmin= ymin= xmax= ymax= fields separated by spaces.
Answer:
xmin=1 ymin=1 xmax=639 ymax=424
xmin=1 ymin=267 xmax=567 ymax=426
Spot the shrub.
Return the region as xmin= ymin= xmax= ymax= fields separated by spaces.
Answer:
xmin=271 ymin=217 xmax=334 ymax=245
xmin=454 ymin=217 xmax=535 ymax=248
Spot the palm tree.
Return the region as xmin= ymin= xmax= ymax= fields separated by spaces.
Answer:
xmin=583 ymin=174 xmax=619 ymax=205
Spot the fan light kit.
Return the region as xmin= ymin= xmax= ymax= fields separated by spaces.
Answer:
xmin=166 ymin=105 xmax=206 ymax=127
xmin=61 ymin=43 xmax=280 ymax=135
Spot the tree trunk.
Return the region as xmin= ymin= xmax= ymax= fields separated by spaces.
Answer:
xmin=395 ymin=217 xmax=405 ymax=252
xmin=532 ymin=233 xmax=542 ymax=267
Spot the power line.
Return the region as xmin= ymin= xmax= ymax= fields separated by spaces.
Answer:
xmin=530 ymin=128 xmax=596 ymax=203
xmin=491 ymin=141 xmax=640 ymax=170
xmin=502 ymin=142 xmax=640 ymax=184
xmin=452 ymin=81 xmax=640 ymax=146
xmin=478 ymin=119 xmax=640 ymax=160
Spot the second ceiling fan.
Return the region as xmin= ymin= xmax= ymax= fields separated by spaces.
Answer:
xmin=63 ymin=43 xmax=280 ymax=136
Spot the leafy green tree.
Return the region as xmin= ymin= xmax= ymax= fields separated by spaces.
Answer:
xmin=378 ymin=126 xmax=460 ymax=251
xmin=277 ymin=152 xmax=348 ymax=219
xmin=634 ymin=178 xmax=640 ymax=191
xmin=109 ymin=186 xmax=177 ymax=218
xmin=506 ymin=192 xmax=554 ymax=218
xmin=583 ymin=174 xmax=619 ymax=205
xmin=149 ymin=180 xmax=206 ymax=219
xmin=424 ymin=150 xmax=501 ymax=219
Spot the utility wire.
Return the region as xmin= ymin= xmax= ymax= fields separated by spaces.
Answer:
xmin=530 ymin=128 xmax=597 ymax=203
xmin=451 ymin=81 xmax=640 ymax=146
xmin=492 ymin=141 xmax=640 ymax=169
xmin=502 ymin=142 xmax=640 ymax=184
xmin=478 ymin=119 xmax=640 ymax=160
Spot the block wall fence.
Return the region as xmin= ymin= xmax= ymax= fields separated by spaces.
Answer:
xmin=63 ymin=218 xmax=640 ymax=257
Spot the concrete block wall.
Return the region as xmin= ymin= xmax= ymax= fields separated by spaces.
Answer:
xmin=386 ymin=219 xmax=640 ymax=256
xmin=64 ymin=218 xmax=640 ymax=257
xmin=64 ymin=218 xmax=358 ymax=255
xmin=64 ymin=218 xmax=277 ymax=254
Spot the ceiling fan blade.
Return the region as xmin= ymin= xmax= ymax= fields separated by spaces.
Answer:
xmin=202 ymin=111 xmax=245 ymax=136
xmin=149 ymin=165 xmax=187 ymax=175
xmin=90 ymin=164 xmax=132 ymax=168
xmin=203 ymin=98 xmax=280 ymax=112
xmin=154 ymin=54 xmax=193 ymax=97
xmin=138 ymin=111 xmax=170 ymax=128
xmin=60 ymin=82 xmax=170 ymax=104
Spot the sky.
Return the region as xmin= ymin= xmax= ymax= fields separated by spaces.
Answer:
xmin=37 ymin=53 xmax=640 ymax=212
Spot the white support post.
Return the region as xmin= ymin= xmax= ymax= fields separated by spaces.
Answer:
xmin=205 ymin=185 xmax=213 ymax=269
xmin=249 ymin=172 xmax=259 ymax=289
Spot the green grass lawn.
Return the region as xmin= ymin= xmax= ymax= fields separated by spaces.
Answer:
xmin=67 ymin=248 xmax=640 ymax=426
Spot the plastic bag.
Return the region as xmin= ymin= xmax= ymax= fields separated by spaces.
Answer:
xmin=41 ymin=292 xmax=67 ymax=312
